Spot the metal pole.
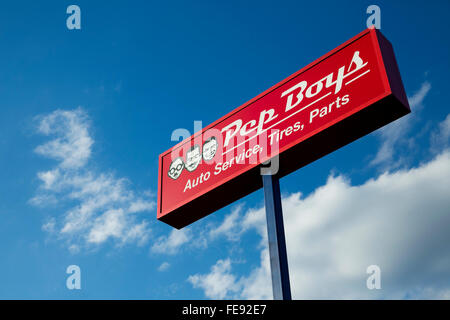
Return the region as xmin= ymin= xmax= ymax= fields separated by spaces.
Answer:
xmin=262 ymin=174 xmax=292 ymax=300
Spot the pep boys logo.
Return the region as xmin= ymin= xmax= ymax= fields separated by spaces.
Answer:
xmin=168 ymin=50 xmax=369 ymax=180
xmin=168 ymin=137 xmax=219 ymax=180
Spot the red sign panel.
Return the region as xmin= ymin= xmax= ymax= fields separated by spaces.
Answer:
xmin=157 ymin=28 xmax=410 ymax=229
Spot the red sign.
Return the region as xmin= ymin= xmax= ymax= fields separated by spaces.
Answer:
xmin=157 ymin=27 xmax=410 ymax=229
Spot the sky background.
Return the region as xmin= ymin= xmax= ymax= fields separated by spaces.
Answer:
xmin=0 ymin=0 xmax=449 ymax=299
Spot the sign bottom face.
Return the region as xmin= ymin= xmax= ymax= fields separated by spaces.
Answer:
xmin=157 ymin=28 xmax=410 ymax=229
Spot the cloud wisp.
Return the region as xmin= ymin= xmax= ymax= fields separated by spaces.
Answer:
xmin=31 ymin=108 xmax=154 ymax=252
xmin=431 ymin=114 xmax=450 ymax=153
xmin=158 ymin=262 xmax=171 ymax=272
xmin=371 ymin=81 xmax=431 ymax=168
xmin=151 ymin=228 xmax=192 ymax=255
xmin=188 ymin=259 xmax=243 ymax=299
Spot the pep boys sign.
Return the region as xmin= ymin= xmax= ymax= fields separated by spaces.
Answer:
xmin=158 ymin=28 xmax=410 ymax=229
xmin=167 ymin=49 xmax=364 ymax=184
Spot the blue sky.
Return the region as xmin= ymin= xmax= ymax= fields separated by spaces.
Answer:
xmin=0 ymin=0 xmax=449 ymax=299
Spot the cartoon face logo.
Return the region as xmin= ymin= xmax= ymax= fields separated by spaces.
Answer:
xmin=168 ymin=157 xmax=185 ymax=180
xmin=185 ymin=145 xmax=201 ymax=172
xmin=202 ymin=137 xmax=218 ymax=161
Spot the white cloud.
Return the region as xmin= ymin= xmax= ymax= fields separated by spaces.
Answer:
xmin=158 ymin=262 xmax=170 ymax=272
xmin=408 ymin=81 xmax=431 ymax=111
xmin=122 ymin=221 xmax=150 ymax=246
xmin=151 ymin=204 xmax=252 ymax=255
xmin=151 ymin=228 xmax=191 ymax=255
xmin=209 ymin=206 xmax=243 ymax=241
xmin=188 ymin=259 xmax=241 ymax=299
xmin=37 ymin=169 xmax=60 ymax=190
xmin=189 ymin=149 xmax=450 ymax=299
xmin=238 ymin=249 xmax=272 ymax=300
xmin=371 ymin=81 xmax=431 ymax=168
xmin=31 ymin=108 xmax=154 ymax=250
xmin=69 ymin=244 xmax=81 ymax=254
xmin=128 ymin=199 xmax=155 ymax=213
xmin=41 ymin=218 xmax=56 ymax=233
xmin=431 ymin=114 xmax=450 ymax=153
xmin=87 ymin=209 xmax=126 ymax=244
xmin=35 ymin=108 xmax=93 ymax=169
xmin=29 ymin=194 xmax=57 ymax=207
xmin=87 ymin=209 xmax=148 ymax=244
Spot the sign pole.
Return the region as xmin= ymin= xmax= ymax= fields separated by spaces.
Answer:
xmin=262 ymin=173 xmax=292 ymax=300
